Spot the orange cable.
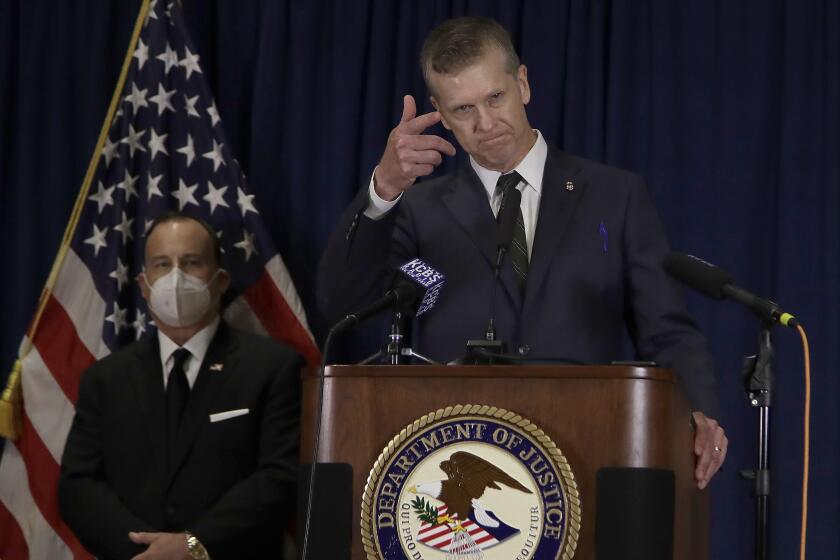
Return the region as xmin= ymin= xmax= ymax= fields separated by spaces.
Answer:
xmin=796 ymin=324 xmax=810 ymax=560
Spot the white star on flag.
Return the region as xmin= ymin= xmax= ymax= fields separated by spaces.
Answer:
xmin=133 ymin=38 xmax=149 ymax=70
xmin=105 ymin=302 xmax=129 ymax=334
xmin=124 ymin=82 xmax=149 ymax=113
xmin=156 ymin=42 xmax=179 ymax=74
xmin=234 ymin=230 xmax=258 ymax=261
xmin=84 ymin=224 xmax=109 ymax=256
xmin=144 ymin=0 xmax=159 ymax=23
xmin=172 ymin=178 xmax=199 ymax=210
xmin=179 ymin=45 xmax=202 ymax=79
xmin=149 ymin=83 xmax=176 ymax=115
xmin=113 ymin=211 xmax=135 ymax=243
xmin=133 ymin=310 xmax=148 ymax=339
xmin=102 ymin=136 xmax=120 ymax=166
xmin=203 ymin=181 xmax=230 ymax=214
xmin=176 ymin=133 xmax=196 ymax=166
xmin=109 ymin=258 xmax=130 ymax=291
xmin=148 ymin=129 xmax=169 ymax=160
xmin=117 ymin=170 xmax=139 ymax=201
xmin=147 ymin=172 xmax=164 ymax=200
xmin=236 ymin=186 xmax=258 ymax=217
xmin=184 ymin=94 xmax=200 ymax=118
xmin=88 ymin=181 xmax=116 ymax=213
xmin=202 ymin=140 xmax=225 ymax=172
xmin=207 ymin=101 xmax=220 ymax=127
xmin=120 ymin=124 xmax=147 ymax=157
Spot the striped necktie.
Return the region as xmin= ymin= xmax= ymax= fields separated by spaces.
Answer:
xmin=495 ymin=171 xmax=528 ymax=293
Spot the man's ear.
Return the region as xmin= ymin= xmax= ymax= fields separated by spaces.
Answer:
xmin=137 ymin=272 xmax=151 ymax=302
xmin=517 ymin=64 xmax=531 ymax=106
xmin=430 ymin=96 xmax=451 ymax=130
xmin=217 ymin=268 xmax=231 ymax=294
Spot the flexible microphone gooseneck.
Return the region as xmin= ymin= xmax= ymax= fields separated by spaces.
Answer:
xmin=486 ymin=187 xmax=521 ymax=340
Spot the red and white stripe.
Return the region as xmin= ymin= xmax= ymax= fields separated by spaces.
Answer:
xmin=417 ymin=505 xmax=499 ymax=551
xmin=0 ymin=247 xmax=319 ymax=559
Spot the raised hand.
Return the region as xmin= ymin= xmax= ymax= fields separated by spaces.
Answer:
xmin=374 ymin=94 xmax=456 ymax=201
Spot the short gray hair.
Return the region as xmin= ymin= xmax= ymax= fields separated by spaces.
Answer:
xmin=420 ymin=17 xmax=520 ymax=94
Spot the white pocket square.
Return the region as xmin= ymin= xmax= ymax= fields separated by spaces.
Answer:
xmin=209 ymin=408 xmax=249 ymax=423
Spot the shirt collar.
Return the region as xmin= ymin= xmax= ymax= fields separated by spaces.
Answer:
xmin=158 ymin=315 xmax=221 ymax=366
xmin=470 ymin=129 xmax=548 ymax=198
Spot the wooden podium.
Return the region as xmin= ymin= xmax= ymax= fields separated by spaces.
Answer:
xmin=301 ymin=365 xmax=708 ymax=559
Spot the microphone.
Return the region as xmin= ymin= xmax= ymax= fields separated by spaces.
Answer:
xmin=330 ymin=258 xmax=445 ymax=334
xmin=664 ymin=252 xmax=798 ymax=327
xmin=398 ymin=257 xmax=446 ymax=316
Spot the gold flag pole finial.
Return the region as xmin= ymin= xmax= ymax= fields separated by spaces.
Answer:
xmin=0 ymin=360 xmax=23 ymax=439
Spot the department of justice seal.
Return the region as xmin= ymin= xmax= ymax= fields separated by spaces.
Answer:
xmin=361 ymin=404 xmax=581 ymax=560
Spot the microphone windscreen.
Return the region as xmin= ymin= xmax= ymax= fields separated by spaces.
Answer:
xmin=496 ymin=187 xmax=521 ymax=250
xmin=397 ymin=258 xmax=445 ymax=317
xmin=663 ymin=252 xmax=732 ymax=299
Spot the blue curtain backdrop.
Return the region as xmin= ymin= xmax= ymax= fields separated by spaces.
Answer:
xmin=1 ymin=1 xmax=837 ymax=558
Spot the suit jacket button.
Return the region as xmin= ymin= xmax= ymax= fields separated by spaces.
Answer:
xmin=517 ymin=344 xmax=530 ymax=355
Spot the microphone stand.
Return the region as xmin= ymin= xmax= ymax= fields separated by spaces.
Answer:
xmin=739 ymin=324 xmax=774 ymax=560
xmin=358 ymin=311 xmax=438 ymax=365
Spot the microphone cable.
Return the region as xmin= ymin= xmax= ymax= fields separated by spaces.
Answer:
xmin=796 ymin=324 xmax=811 ymax=560
xmin=298 ymin=326 xmax=337 ymax=559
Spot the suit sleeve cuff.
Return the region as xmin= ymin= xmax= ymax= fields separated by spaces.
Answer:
xmin=364 ymin=167 xmax=401 ymax=219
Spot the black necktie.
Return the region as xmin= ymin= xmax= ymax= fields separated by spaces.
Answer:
xmin=166 ymin=348 xmax=191 ymax=451
xmin=496 ymin=171 xmax=528 ymax=293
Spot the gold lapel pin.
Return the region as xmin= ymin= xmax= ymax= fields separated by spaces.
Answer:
xmin=209 ymin=363 xmax=224 ymax=371
xmin=565 ymin=181 xmax=575 ymax=192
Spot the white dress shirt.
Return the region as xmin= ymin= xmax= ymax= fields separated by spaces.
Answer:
xmin=158 ymin=316 xmax=220 ymax=389
xmin=364 ymin=130 xmax=548 ymax=259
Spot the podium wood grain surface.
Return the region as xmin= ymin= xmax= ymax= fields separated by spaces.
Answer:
xmin=301 ymin=365 xmax=709 ymax=559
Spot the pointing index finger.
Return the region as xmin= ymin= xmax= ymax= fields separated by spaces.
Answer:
xmin=400 ymin=95 xmax=417 ymax=124
xmin=402 ymin=110 xmax=443 ymax=135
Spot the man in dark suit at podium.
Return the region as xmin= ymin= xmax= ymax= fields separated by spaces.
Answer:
xmin=59 ymin=213 xmax=301 ymax=560
xmin=318 ymin=16 xmax=727 ymax=488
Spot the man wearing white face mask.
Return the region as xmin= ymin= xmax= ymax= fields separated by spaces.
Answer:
xmin=59 ymin=212 xmax=302 ymax=560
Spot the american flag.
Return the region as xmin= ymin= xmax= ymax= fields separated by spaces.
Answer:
xmin=0 ymin=1 xmax=319 ymax=557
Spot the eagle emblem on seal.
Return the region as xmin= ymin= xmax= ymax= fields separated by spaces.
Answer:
xmin=409 ymin=451 xmax=533 ymax=556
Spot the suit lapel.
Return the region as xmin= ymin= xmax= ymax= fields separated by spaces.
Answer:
xmin=442 ymin=163 xmax=523 ymax=309
xmin=166 ymin=323 xmax=237 ymax=486
xmin=126 ymin=336 xmax=167 ymax=459
xmin=524 ymin=148 xmax=585 ymax=311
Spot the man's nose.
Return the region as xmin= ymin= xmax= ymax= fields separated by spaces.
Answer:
xmin=475 ymin=107 xmax=494 ymax=132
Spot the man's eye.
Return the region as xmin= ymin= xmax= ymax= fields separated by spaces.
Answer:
xmin=456 ymin=105 xmax=472 ymax=113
